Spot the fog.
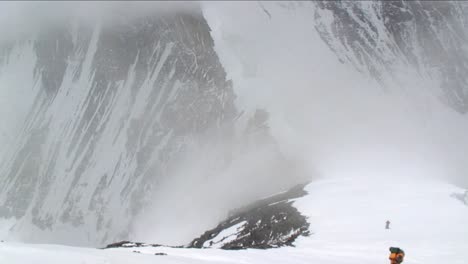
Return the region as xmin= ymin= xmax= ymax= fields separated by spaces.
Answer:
xmin=203 ymin=1 xmax=468 ymax=189
xmin=0 ymin=1 xmax=467 ymax=247
xmin=132 ymin=123 xmax=309 ymax=244
xmin=136 ymin=1 xmax=468 ymax=244
xmin=0 ymin=1 xmax=199 ymax=42
xmin=0 ymin=1 xmax=310 ymax=246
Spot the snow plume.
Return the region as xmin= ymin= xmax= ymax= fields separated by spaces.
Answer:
xmin=0 ymin=1 xmax=309 ymax=246
xmin=202 ymin=1 xmax=468 ymax=188
xmin=0 ymin=1 xmax=199 ymax=42
xmin=132 ymin=112 xmax=309 ymax=245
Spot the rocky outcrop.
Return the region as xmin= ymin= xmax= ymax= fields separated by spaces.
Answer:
xmin=102 ymin=183 xmax=310 ymax=250
xmin=189 ymin=183 xmax=310 ymax=250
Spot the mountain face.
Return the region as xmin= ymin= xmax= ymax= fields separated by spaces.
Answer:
xmin=313 ymin=1 xmax=468 ymax=113
xmin=1 ymin=0 xmax=468 ymax=249
xmin=0 ymin=9 xmax=236 ymax=246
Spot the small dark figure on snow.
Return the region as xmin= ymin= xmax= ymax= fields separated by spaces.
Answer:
xmin=385 ymin=220 xmax=391 ymax=229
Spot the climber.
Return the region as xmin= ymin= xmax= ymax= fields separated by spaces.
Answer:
xmin=389 ymin=247 xmax=405 ymax=264
xmin=385 ymin=220 xmax=391 ymax=229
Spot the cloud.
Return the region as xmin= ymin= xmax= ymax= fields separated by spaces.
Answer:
xmin=0 ymin=1 xmax=200 ymax=42
xmin=203 ymin=1 xmax=468 ymax=188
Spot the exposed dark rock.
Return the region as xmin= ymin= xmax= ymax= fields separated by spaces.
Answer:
xmin=103 ymin=183 xmax=311 ymax=251
xmin=189 ymin=183 xmax=310 ymax=250
xmin=102 ymin=240 xmax=184 ymax=250
xmin=103 ymin=240 xmax=162 ymax=249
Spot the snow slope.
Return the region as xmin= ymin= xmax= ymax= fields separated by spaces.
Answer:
xmin=2 ymin=176 xmax=467 ymax=264
xmin=293 ymin=176 xmax=468 ymax=264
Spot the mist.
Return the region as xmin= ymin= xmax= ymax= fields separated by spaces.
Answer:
xmin=0 ymin=0 xmax=467 ymax=248
xmin=203 ymin=1 xmax=468 ymax=189
xmin=0 ymin=1 xmax=199 ymax=150
xmin=136 ymin=1 xmax=468 ymax=245
xmin=131 ymin=121 xmax=309 ymax=244
xmin=1 ymin=1 xmax=311 ymax=246
xmin=0 ymin=1 xmax=199 ymax=42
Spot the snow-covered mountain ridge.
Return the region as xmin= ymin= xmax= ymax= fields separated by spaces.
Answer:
xmin=0 ymin=6 xmax=238 ymax=246
xmin=314 ymin=1 xmax=468 ymax=113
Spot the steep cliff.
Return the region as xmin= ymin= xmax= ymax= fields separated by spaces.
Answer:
xmin=0 ymin=8 xmax=236 ymax=246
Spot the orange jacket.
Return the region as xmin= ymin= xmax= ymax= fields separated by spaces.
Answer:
xmin=389 ymin=251 xmax=405 ymax=264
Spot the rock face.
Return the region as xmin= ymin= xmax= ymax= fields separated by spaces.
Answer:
xmin=0 ymin=8 xmax=236 ymax=246
xmin=189 ymin=183 xmax=310 ymax=250
xmin=313 ymin=1 xmax=468 ymax=113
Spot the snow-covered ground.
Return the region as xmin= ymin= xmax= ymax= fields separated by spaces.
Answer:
xmin=293 ymin=176 xmax=468 ymax=264
xmin=1 ymin=176 xmax=467 ymax=264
